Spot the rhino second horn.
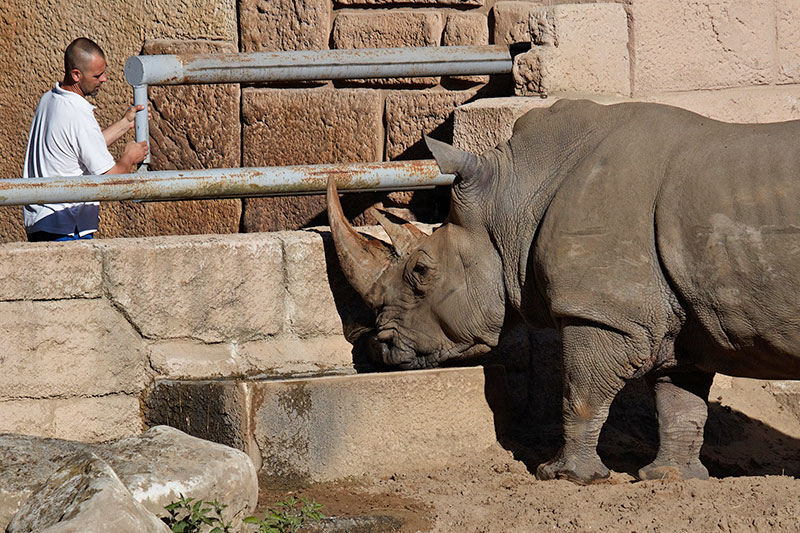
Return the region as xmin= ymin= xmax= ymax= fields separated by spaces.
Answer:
xmin=368 ymin=207 xmax=425 ymax=257
xmin=424 ymin=135 xmax=480 ymax=177
xmin=326 ymin=176 xmax=393 ymax=309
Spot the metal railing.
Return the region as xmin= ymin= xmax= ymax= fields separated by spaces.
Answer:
xmin=0 ymin=161 xmax=453 ymax=206
xmin=125 ymin=45 xmax=514 ymax=171
xmin=4 ymin=45 xmax=516 ymax=206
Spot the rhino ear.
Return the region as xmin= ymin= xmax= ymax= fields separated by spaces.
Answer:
xmin=368 ymin=207 xmax=426 ymax=257
xmin=424 ymin=136 xmax=488 ymax=189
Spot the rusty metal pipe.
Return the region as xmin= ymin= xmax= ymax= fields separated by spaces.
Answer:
xmin=0 ymin=161 xmax=454 ymax=206
xmin=124 ymin=45 xmax=514 ymax=86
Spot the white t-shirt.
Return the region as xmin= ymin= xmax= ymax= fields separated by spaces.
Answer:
xmin=23 ymin=83 xmax=115 ymax=236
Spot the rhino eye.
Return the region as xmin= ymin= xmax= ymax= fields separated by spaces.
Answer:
xmin=413 ymin=263 xmax=429 ymax=276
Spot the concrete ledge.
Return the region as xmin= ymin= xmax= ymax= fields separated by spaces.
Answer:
xmin=144 ymin=366 xmax=508 ymax=484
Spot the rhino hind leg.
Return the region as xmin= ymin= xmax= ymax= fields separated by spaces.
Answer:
xmin=537 ymin=321 xmax=640 ymax=484
xmin=638 ymin=372 xmax=714 ymax=481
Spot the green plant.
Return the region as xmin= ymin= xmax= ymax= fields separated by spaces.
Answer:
xmin=244 ymin=496 xmax=325 ymax=533
xmin=162 ymin=494 xmax=233 ymax=533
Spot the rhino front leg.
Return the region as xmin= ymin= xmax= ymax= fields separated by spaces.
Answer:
xmin=537 ymin=321 xmax=640 ymax=484
xmin=638 ymin=372 xmax=713 ymax=480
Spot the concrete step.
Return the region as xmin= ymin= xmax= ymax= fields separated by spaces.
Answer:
xmin=144 ymin=366 xmax=508 ymax=485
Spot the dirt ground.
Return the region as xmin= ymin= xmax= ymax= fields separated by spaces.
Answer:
xmin=256 ymin=377 xmax=800 ymax=533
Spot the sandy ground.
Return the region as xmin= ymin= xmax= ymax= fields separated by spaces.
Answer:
xmin=256 ymin=377 xmax=800 ymax=532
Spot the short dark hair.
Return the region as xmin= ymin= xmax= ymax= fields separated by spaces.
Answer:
xmin=64 ymin=38 xmax=105 ymax=73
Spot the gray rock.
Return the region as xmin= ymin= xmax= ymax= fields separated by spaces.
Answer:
xmin=1 ymin=426 xmax=258 ymax=531
xmin=6 ymin=452 xmax=170 ymax=533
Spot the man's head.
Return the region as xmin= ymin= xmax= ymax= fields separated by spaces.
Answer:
xmin=63 ymin=38 xmax=107 ymax=97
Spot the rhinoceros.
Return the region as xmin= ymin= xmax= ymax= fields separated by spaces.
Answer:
xmin=326 ymin=99 xmax=800 ymax=484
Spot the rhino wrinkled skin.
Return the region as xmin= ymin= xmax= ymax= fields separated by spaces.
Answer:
xmin=327 ymin=99 xmax=800 ymax=484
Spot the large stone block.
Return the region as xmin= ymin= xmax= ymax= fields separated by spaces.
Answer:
xmin=645 ymin=85 xmax=800 ymax=124
xmin=385 ymin=89 xmax=481 ymax=159
xmin=242 ymin=88 xmax=383 ymax=167
xmin=241 ymin=88 xmax=383 ymax=232
xmin=515 ymin=3 xmax=630 ymax=96
xmin=0 ymin=299 xmax=147 ymax=398
xmin=0 ymin=427 xmax=258 ymax=531
xmin=492 ymin=1 xmax=538 ymax=45
xmin=0 ymin=241 xmax=102 ymax=301
xmin=6 ymin=453 xmax=171 ymax=533
xmin=0 ymin=395 xmax=143 ymax=442
xmin=252 ymin=367 xmax=507 ymax=483
xmin=101 ymin=234 xmax=284 ymax=342
xmin=282 ymin=230 xmax=360 ymax=337
xmin=631 ymin=0 xmax=776 ymax=94
xmin=453 ymin=96 xmax=552 ymax=154
xmin=332 ymin=11 xmax=443 ymax=86
xmin=777 ymin=0 xmax=800 ymax=84
xmin=443 ymin=12 xmax=490 ymax=84
xmin=143 ymin=0 xmax=237 ymax=42
xmin=337 ymin=0 xmax=482 ymax=4
xmin=240 ymin=0 xmax=331 ymax=52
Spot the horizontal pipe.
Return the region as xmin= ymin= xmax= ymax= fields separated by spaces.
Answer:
xmin=125 ymin=45 xmax=514 ymax=86
xmin=0 ymin=161 xmax=454 ymax=206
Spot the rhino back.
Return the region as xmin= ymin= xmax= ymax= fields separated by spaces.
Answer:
xmin=656 ymin=117 xmax=800 ymax=378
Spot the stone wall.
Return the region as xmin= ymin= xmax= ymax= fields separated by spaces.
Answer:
xmin=6 ymin=1 xmax=800 ymax=243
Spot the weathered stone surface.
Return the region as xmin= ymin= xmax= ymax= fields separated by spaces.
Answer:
xmin=148 ymin=335 xmax=356 ymax=379
xmin=0 ymin=426 xmax=258 ymax=531
xmin=453 ymin=96 xmax=552 ymax=154
xmin=777 ymin=1 xmax=800 ymax=84
xmin=385 ymin=89 xmax=480 ymax=159
xmin=252 ymin=367 xmax=507 ymax=483
xmin=0 ymin=241 xmax=102 ymax=300
xmin=144 ymin=0 xmax=237 ymax=42
xmin=241 ymin=88 xmax=383 ymax=232
xmin=631 ymin=0 xmax=776 ymax=94
xmin=0 ymin=207 xmax=26 ymax=244
xmin=283 ymin=230 xmax=356 ymax=337
xmin=0 ymin=299 xmax=147 ymax=398
xmin=242 ymin=89 xmax=383 ymax=167
xmin=143 ymin=382 xmax=260 ymax=470
xmin=101 ymin=234 xmax=284 ymax=342
xmin=239 ymin=336 xmax=357 ymax=376
xmin=443 ymin=12 xmax=490 ymax=84
xmin=240 ymin=0 xmax=331 ymax=52
xmin=337 ymin=0 xmax=482 ymax=5
xmin=644 ymin=85 xmax=800 ymax=123
xmin=332 ymin=11 xmax=443 ymax=86
xmin=7 ymin=453 xmax=170 ymax=533
xmin=492 ymin=1 xmax=538 ymax=45
xmin=515 ymin=3 xmax=630 ymax=96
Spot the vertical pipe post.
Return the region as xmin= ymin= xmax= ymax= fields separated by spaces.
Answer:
xmin=133 ymin=84 xmax=150 ymax=171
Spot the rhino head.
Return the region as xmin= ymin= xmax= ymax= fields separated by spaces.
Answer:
xmin=327 ymin=137 xmax=507 ymax=370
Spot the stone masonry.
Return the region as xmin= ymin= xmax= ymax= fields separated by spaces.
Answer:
xmin=6 ymin=1 xmax=800 ymax=240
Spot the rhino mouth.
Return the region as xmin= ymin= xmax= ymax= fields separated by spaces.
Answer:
xmin=366 ymin=331 xmax=491 ymax=371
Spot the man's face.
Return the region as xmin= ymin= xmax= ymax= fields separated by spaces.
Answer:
xmin=73 ymin=53 xmax=107 ymax=97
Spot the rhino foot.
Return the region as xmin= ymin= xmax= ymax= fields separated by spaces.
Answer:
xmin=536 ymin=454 xmax=610 ymax=485
xmin=637 ymin=460 xmax=709 ymax=481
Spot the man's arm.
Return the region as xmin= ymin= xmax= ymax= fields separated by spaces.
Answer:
xmin=104 ymin=140 xmax=148 ymax=174
xmin=102 ymin=105 xmax=143 ymax=146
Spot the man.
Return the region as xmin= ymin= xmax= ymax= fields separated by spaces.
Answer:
xmin=23 ymin=37 xmax=148 ymax=241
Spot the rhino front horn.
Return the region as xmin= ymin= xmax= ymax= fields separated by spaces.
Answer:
xmin=327 ymin=176 xmax=393 ymax=309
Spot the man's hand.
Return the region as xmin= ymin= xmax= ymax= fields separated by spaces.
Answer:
xmin=121 ymin=140 xmax=149 ymax=166
xmin=123 ymin=104 xmax=145 ymax=126
xmin=105 ymin=141 xmax=148 ymax=175
xmin=103 ymin=105 xmax=150 ymax=146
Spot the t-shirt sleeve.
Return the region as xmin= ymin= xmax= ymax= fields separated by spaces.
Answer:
xmin=75 ymin=117 xmax=116 ymax=175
